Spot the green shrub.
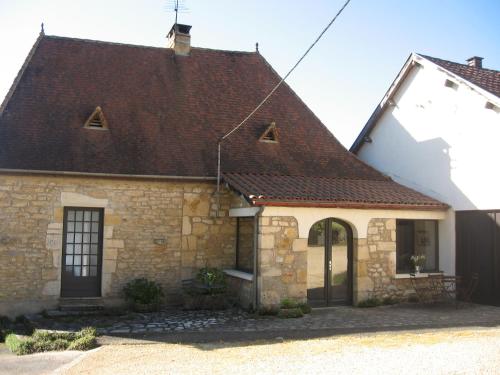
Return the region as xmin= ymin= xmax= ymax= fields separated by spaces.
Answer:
xmin=123 ymin=278 xmax=164 ymax=305
xmin=298 ymin=303 xmax=312 ymax=314
xmin=278 ymin=307 xmax=304 ymax=319
xmin=280 ymin=298 xmax=299 ymax=309
xmin=5 ymin=327 xmax=98 ymax=355
xmin=357 ymin=298 xmax=381 ymax=308
xmin=5 ymin=334 xmax=36 ymax=355
xmin=68 ymin=335 xmax=97 ymax=351
xmin=194 ymin=267 xmax=227 ymax=295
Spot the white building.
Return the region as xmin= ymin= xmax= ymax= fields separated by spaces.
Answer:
xmin=352 ymin=54 xmax=500 ymax=305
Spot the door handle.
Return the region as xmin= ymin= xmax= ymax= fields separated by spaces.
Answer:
xmin=329 ymin=260 xmax=332 ymax=271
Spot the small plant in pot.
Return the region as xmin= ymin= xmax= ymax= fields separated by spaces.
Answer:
xmin=183 ymin=267 xmax=229 ymax=310
xmin=410 ymin=254 xmax=426 ymax=274
xmin=123 ymin=278 xmax=164 ymax=312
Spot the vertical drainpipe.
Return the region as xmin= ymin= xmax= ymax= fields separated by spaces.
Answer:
xmin=253 ymin=206 xmax=263 ymax=310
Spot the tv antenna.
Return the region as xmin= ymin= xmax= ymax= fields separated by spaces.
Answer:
xmin=167 ymin=0 xmax=189 ymax=24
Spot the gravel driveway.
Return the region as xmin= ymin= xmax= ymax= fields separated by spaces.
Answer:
xmin=63 ymin=327 xmax=500 ymax=375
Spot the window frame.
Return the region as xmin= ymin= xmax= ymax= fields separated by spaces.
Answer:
xmin=235 ymin=217 xmax=254 ymax=274
xmin=395 ymin=219 xmax=439 ymax=274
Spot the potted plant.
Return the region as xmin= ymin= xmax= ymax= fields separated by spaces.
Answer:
xmin=183 ymin=267 xmax=229 ymax=310
xmin=410 ymin=254 xmax=426 ymax=274
xmin=123 ymin=278 xmax=164 ymax=312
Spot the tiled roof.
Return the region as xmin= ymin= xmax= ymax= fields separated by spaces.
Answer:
xmin=0 ymin=34 xmax=383 ymax=180
xmin=223 ymin=173 xmax=447 ymax=209
xmin=0 ymin=34 xmax=447 ymax=209
xmin=422 ymin=55 xmax=500 ymax=98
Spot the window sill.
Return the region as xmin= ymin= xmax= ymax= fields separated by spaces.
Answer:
xmin=223 ymin=269 xmax=253 ymax=282
xmin=394 ymin=272 xmax=443 ymax=279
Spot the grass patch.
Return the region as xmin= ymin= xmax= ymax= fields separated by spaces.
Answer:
xmin=5 ymin=327 xmax=98 ymax=355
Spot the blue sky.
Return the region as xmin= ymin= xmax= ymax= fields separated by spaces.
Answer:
xmin=0 ymin=0 xmax=498 ymax=146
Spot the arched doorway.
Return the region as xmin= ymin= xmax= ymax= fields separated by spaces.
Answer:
xmin=307 ymin=218 xmax=353 ymax=306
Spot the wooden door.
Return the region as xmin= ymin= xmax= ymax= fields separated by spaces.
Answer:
xmin=456 ymin=210 xmax=500 ymax=305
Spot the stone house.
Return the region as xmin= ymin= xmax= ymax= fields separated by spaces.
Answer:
xmin=351 ymin=53 xmax=500 ymax=305
xmin=0 ymin=24 xmax=447 ymax=317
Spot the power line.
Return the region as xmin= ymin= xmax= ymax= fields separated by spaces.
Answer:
xmin=216 ymin=0 xmax=353 ymax=212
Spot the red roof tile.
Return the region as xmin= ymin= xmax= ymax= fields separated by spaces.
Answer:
xmin=0 ymin=34 xmax=447 ymax=209
xmin=0 ymin=34 xmax=383 ymax=180
xmin=422 ymin=55 xmax=500 ymax=98
xmin=223 ymin=173 xmax=447 ymax=209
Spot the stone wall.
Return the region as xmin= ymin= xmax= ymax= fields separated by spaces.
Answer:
xmin=258 ymin=216 xmax=306 ymax=307
xmin=0 ymin=173 xmax=237 ymax=317
xmin=355 ymin=218 xmax=414 ymax=302
xmin=225 ymin=275 xmax=253 ymax=310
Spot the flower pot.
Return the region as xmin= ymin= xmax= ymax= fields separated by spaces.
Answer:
xmin=415 ymin=266 xmax=421 ymax=274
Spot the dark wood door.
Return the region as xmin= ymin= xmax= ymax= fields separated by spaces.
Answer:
xmin=456 ymin=210 xmax=500 ymax=306
xmin=307 ymin=218 xmax=353 ymax=306
xmin=61 ymin=207 xmax=104 ymax=297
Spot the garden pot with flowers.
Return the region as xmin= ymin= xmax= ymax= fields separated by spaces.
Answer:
xmin=410 ymin=254 xmax=426 ymax=274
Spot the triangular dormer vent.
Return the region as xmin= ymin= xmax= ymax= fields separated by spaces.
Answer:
xmin=259 ymin=122 xmax=278 ymax=143
xmin=84 ymin=106 xmax=108 ymax=130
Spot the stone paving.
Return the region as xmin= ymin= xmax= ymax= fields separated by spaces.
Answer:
xmin=27 ymin=303 xmax=500 ymax=336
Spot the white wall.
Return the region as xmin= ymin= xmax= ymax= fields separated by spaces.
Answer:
xmin=356 ymin=59 xmax=500 ymax=275
xmin=357 ymin=62 xmax=500 ymax=211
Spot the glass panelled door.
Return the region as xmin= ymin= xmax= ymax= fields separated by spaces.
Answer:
xmin=307 ymin=218 xmax=352 ymax=306
xmin=61 ymin=207 xmax=104 ymax=297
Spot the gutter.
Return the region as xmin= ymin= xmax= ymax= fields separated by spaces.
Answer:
xmin=0 ymin=168 xmax=217 ymax=181
xmin=251 ymin=200 xmax=448 ymax=211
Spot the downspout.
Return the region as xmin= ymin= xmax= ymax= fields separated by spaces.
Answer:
xmin=253 ymin=206 xmax=264 ymax=310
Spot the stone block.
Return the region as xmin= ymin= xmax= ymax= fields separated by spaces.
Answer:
xmin=104 ymin=214 xmax=121 ymax=225
xmin=105 ymin=239 xmax=124 ymax=249
xmin=261 ymin=267 xmax=281 ymax=277
xmin=192 ymin=223 xmax=208 ymax=236
xmin=377 ymin=241 xmax=396 ymax=251
xmin=104 ymin=247 xmax=118 ymax=260
xmin=260 ymin=249 xmax=274 ymax=265
xmin=357 ymin=276 xmax=374 ymax=292
xmin=386 ymin=220 xmax=396 ymax=230
xmin=46 ymin=234 xmax=62 ymax=250
xmin=103 ymin=259 xmax=117 ymax=274
xmin=183 ymin=193 xmax=210 ymax=216
xmin=356 ymin=245 xmax=370 ymax=260
xmin=42 ymin=268 xmax=58 ymax=280
xmin=292 ymin=238 xmax=308 ymax=252
xmin=260 ymin=234 xmax=275 ymax=249
xmin=296 ymin=269 xmax=307 ymax=283
xmin=42 ymin=281 xmax=59 ymax=296
xmin=103 ymin=226 xmax=113 ymax=239
xmin=182 ymin=216 xmax=192 ymax=235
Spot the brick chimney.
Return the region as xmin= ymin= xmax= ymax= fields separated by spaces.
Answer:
xmin=167 ymin=24 xmax=192 ymax=56
xmin=466 ymin=56 xmax=483 ymax=69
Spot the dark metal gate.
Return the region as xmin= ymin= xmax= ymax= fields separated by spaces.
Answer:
xmin=61 ymin=207 xmax=104 ymax=297
xmin=456 ymin=210 xmax=500 ymax=305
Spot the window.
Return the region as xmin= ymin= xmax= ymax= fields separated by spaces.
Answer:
xmin=259 ymin=122 xmax=278 ymax=143
xmin=396 ymin=219 xmax=438 ymax=273
xmin=235 ymin=217 xmax=254 ymax=273
xmin=84 ymin=106 xmax=109 ymax=130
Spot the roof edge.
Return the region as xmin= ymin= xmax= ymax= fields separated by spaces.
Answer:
xmin=0 ymin=168 xmax=217 ymax=181
xmin=0 ymin=31 xmax=45 ymax=117
xmin=350 ymin=53 xmax=417 ymax=153
xmin=351 ymin=53 xmax=500 ymax=154
xmin=252 ymin=200 xmax=448 ymax=211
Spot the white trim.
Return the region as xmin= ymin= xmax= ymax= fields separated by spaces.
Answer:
xmin=223 ymin=269 xmax=253 ymax=281
xmin=229 ymin=207 xmax=260 ymax=217
xmin=394 ymin=272 xmax=444 ymax=279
